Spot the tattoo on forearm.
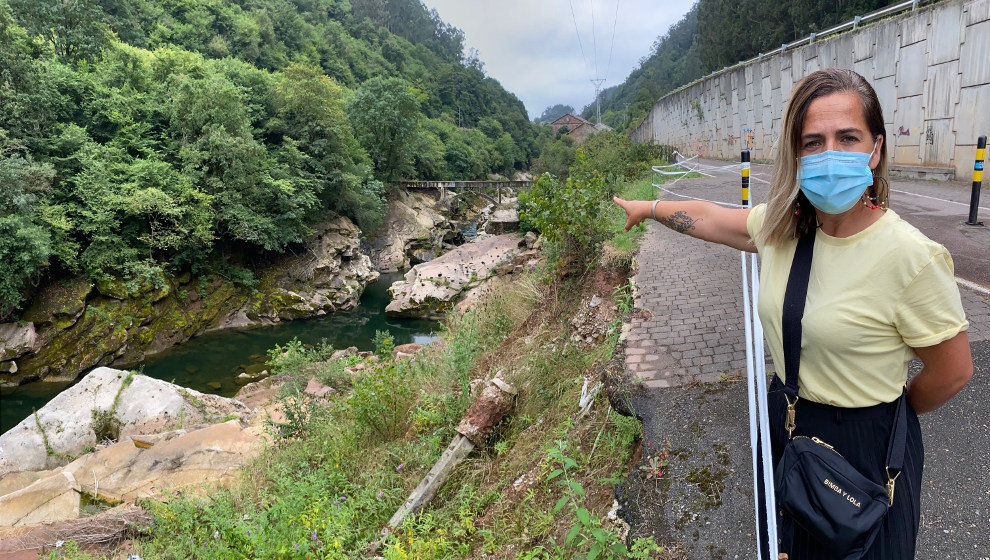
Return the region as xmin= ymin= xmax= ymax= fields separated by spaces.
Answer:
xmin=659 ymin=211 xmax=700 ymax=234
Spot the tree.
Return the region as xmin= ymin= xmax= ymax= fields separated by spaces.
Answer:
xmin=9 ymin=0 xmax=109 ymax=62
xmin=273 ymin=62 xmax=385 ymax=231
xmin=167 ymin=71 xmax=318 ymax=252
xmin=493 ymin=132 xmax=520 ymax=177
xmin=0 ymin=152 xmax=55 ymax=316
xmin=346 ymin=76 xmax=421 ymax=182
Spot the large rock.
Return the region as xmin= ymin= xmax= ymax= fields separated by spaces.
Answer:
xmin=238 ymin=216 xmax=379 ymax=323
xmin=365 ymin=189 xmax=453 ymax=272
xmin=0 ymin=471 xmax=80 ymax=527
xmin=62 ymin=420 xmax=263 ymax=503
xmin=0 ymin=323 xmax=37 ymax=378
xmin=485 ymin=207 xmax=520 ymax=235
xmin=0 ymin=367 xmax=247 ymax=477
xmin=386 ymin=233 xmax=523 ymax=318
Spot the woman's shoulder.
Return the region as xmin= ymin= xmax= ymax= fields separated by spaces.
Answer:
xmin=871 ymin=209 xmax=956 ymax=286
xmin=880 ymin=209 xmax=951 ymax=261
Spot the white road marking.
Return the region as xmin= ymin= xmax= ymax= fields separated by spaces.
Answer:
xmin=956 ymin=277 xmax=990 ymax=297
xmin=890 ymin=189 xmax=990 ymax=212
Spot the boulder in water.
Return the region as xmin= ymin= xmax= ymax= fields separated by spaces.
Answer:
xmin=386 ymin=234 xmax=523 ymax=318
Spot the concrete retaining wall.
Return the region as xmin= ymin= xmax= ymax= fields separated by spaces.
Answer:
xmin=631 ymin=0 xmax=990 ymax=180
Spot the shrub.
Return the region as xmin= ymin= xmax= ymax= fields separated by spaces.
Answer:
xmin=349 ymin=361 xmax=414 ymax=441
xmin=266 ymin=337 xmax=310 ymax=374
xmin=373 ymin=329 xmax=396 ymax=360
xmin=518 ymin=150 xmax=610 ymax=266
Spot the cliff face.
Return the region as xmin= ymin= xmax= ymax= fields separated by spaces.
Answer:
xmin=0 ymin=215 xmax=377 ymax=386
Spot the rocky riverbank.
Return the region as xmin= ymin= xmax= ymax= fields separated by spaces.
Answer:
xmin=363 ymin=187 xmax=505 ymax=272
xmin=0 ymin=186 xmax=519 ymax=388
xmin=0 ymin=366 xmax=272 ymax=539
xmin=0 ymin=215 xmax=377 ymax=387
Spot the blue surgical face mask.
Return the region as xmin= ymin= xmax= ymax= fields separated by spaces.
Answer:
xmin=798 ymin=144 xmax=876 ymax=214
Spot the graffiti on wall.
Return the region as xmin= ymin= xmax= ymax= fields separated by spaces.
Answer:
xmin=743 ymin=128 xmax=755 ymax=150
xmin=897 ymin=126 xmax=911 ymax=136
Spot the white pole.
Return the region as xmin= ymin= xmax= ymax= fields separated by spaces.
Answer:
xmin=751 ymin=252 xmax=779 ymax=557
xmin=741 ymin=251 xmax=763 ymax=560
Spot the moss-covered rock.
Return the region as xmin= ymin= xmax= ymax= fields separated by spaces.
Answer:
xmin=21 ymin=278 xmax=93 ymax=329
xmin=10 ymin=216 xmax=379 ymax=386
xmin=95 ymin=270 xmax=170 ymax=303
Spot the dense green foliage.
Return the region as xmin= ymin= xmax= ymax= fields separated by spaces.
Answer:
xmin=0 ymin=0 xmax=538 ymax=319
xmin=520 ymin=153 xmax=610 ymax=266
xmin=581 ymin=0 xmax=895 ymax=131
xmin=695 ymin=0 xmax=892 ymax=71
xmin=522 ymin=130 xmax=673 ymax=267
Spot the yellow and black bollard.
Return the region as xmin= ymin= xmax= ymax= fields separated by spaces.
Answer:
xmin=966 ymin=135 xmax=986 ymax=226
xmin=741 ymin=150 xmax=751 ymax=208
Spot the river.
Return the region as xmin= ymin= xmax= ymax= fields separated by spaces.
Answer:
xmin=0 ymin=271 xmax=439 ymax=433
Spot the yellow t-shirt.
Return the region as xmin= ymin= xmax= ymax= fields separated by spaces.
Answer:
xmin=747 ymin=204 xmax=969 ymax=407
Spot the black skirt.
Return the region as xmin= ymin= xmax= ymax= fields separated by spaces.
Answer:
xmin=756 ymin=377 xmax=924 ymax=560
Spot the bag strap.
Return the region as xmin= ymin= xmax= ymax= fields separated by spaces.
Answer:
xmin=781 ymin=230 xmax=815 ymax=400
xmin=885 ymin=390 xmax=908 ymax=504
xmin=781 ymin=227 xmax=909 ymax=505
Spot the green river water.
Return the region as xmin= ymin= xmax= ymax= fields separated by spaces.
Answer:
xmin=0 ymin=271 xmax=439 ymax=433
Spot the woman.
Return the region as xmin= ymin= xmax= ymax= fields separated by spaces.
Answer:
xmin=613 ymin=68 xmax=973 ymax=558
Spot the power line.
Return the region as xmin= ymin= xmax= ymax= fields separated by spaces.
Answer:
xmin=568 ymin=0 xmax=591 ymax=80
xmin=590 ymin=0 xmax=599 ymax=78
xmin=605 ymin=0 xmax=620 ymax=82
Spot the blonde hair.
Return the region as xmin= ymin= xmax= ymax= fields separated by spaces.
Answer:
xmin=758 ymin=69 xmax=889 ymax=246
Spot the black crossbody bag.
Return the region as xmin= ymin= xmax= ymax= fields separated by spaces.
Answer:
xmin=772 ymin=230 xmax=909 ymax=559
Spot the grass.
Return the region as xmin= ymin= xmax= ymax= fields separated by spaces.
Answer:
xmin=606 ymin=174 xmax=656 ymax=254
xmin=47 ymin=170 xmax=670 ymax=560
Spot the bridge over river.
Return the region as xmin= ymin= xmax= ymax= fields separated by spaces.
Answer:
xmin=395 ymin=180 xmax=532 ymax=206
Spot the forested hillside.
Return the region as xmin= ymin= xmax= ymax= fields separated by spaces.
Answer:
xmin=579 ymin=0 xmax=897 ymax=130
xmin=0 ymin=0 xmax=537 ymax=320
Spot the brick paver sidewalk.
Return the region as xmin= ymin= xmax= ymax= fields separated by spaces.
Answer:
xmin=627 ymin=224 xmax=749 ymax=388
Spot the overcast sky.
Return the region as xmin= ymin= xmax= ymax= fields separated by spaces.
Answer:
xmin=421 ymin=0 xmax=694 ymax=120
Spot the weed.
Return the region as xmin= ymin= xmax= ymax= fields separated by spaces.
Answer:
xmin=349 ymin=361 xmax=414 ymax=441
xmin=34 ymin=410 xmax=55 ymax=457
xmin=266 ymin=337 xmax=310 ymax=375
xmin=40 ymin=540 xmax=106 ymax=560
xmin=91 ymin=408 xmax=121 ymax=443
xmin=641 ymin=437 xmax=672 ymax=481
xmin=547 ymin=439 xmax=630 ymax=559
xmin=265 ymin=393 xmax=316 ymax=439
xmin=373 ymin=329 xmax=396 ymax=360
xmin=612 ymin=279 xmax=636 ymax=314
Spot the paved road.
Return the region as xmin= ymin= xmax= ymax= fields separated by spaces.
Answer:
xmin=618 ymin=160 xmax=990 ymax=559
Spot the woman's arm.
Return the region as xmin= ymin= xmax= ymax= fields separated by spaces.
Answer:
xmin=613 ymin=197 xmax=756 ymax=252
xmin=907 ymin=330 xmax=973 ymax=413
